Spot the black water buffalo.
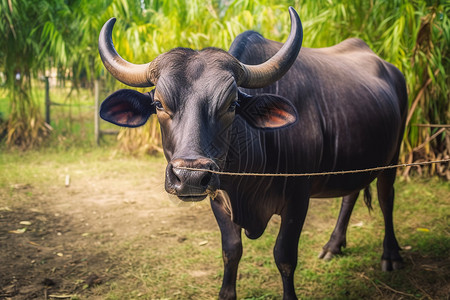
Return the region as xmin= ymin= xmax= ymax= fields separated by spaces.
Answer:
xmin=98 ymin=7 xmax=407 ymax=299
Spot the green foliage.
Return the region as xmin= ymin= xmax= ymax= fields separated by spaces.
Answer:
xmin=293 ymin=0 xmax=449 ymax=174
xmin=0 ymin=0 xmax=143 ymax=148
xmin=97 ymin=0 xmax=449 ymax=164
xmin=0 ymin=0 xmax=448 ymax=167
xmin=0 ymin=0 xmax=57 ymax=148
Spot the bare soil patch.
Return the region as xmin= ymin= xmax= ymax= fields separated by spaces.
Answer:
xmin=0 ymin=156 xmax=216 ymax=299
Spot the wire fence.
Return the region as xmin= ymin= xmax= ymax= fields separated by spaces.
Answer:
xmin=44 ymin=77 xmax=118 ymax=145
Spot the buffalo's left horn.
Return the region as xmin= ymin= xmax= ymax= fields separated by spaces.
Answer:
xmin=99 ymin=18 xmax=155 ymax=87
xmin=238 ymin=7 xmax=303 ymax=89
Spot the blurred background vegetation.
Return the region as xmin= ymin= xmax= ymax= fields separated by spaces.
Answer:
xmin=0 ymin=0 xmax=448 ymax=178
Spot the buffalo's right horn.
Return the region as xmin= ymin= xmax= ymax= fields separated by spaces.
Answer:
xmin=98 ymin=18 xmax=155 ymax=87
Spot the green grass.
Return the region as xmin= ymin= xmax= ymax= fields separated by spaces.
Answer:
xmin=102 ymin=176 xmax=448 ymax=299
xmin=0 ymin=148 xmax=448 ymax=299
xmin=150 ymin=188 xmax=428 ymax=298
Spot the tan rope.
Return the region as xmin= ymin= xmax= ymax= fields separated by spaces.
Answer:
xmin=413 ymin=124 xmax=450 ymax=128
xmin=174 ymin=158 xmax=450 ymax=177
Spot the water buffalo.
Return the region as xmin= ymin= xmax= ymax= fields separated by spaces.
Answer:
xmin=98 ymin=7 xmax=407 ymax=299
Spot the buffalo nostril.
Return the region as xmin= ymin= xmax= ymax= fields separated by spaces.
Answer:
xmin=172 ymin=168 xmax=182 ymax=183
xmin=200 ymin=172 xmax=212 ymax=188
xmin=167 ymin=164 xmax=183 ymax=188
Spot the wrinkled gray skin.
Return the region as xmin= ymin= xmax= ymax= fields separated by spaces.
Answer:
xmin=99 ymin=8 xmax=407 ymax=300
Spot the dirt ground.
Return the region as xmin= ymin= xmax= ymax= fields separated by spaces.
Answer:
xmin=1 ymin=154 xmax=449 ymax=299
xmin=0 ymin=157 xmax=220 ymax=299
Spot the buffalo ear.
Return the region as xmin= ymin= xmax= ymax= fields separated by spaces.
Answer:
xmin=100 ymin=89 xmax=155 ymax=127
xmin=237 ymin=92 xmax=298 ymax=130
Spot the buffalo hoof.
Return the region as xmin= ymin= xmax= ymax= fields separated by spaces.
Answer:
xmin=219 ymin=286 xmax=237 ymax=300
xmin=381 ymin=259 xmax=404 ymax=271
xmin=318 ymin=241 xmax=343 ymax=261
xmin=318 ymin=250 xmax=338 ymax=261
xmin=219 ymin=292 xmax=236 ymax=300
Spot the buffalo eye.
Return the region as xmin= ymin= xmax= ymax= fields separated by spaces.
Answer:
xmin=228 ymin=101 xmax=239 ymax=112
xmin=154 ymin=100 xmax=164 ymax=111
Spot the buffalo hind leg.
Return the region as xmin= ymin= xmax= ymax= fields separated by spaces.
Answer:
xmin=377 ymin=169 xmax=403 ymax=271
xmin=319 ymin=191 xmax=359 ymax=260
xmin=210 ymin=196 xmax=242 ymax=300
xmin=274 ymin=190 xmax=310 ymax=300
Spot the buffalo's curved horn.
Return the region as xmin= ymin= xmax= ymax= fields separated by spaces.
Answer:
xmin=238 ymin=7 xmax=303 ymax=89
xmin=99 ymin=18 xmax=154 ymax=87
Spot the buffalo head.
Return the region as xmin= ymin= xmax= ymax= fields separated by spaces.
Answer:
xmin=98 ymin=7 xmax=303 ymax=202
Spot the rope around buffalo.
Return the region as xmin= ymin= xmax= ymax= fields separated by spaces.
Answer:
xmin=174 ymin=158 xmax=450 ymax=177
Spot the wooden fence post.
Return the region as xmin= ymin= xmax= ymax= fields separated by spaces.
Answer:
xmin=94 ymin=80 xmax=100 ymax=145
xmin=45 ymin=76 xmax=51 ymax=124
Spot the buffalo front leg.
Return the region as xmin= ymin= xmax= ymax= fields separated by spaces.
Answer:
xmin=274 ymin=190 xmax=310 ymax=300
xmin=319 ymin=191 xmax=359 ymax=260
xmin=210 ymin=195 xmax=242 ymax=300
xmin=377 ymin=169 xmax=403 ymax=271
